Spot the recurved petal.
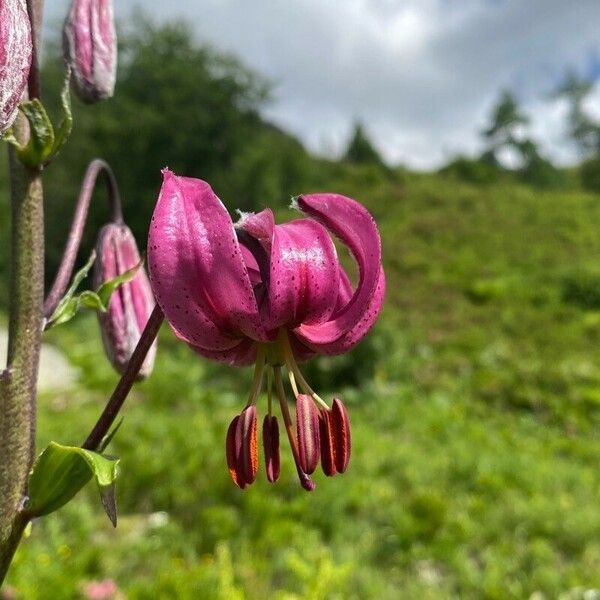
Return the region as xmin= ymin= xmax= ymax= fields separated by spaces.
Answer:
xmin=239 ymin=211 xmax=341 ymax=331
xmin=267 ymin=220 xmax=340 ymax=330
xmin=148 ymin=170 xmax=267 ymax=351
xmin=294 ymin=193 xmax=383 ymax=345
xmin=298 ymin=266 xmax=385 ymax=356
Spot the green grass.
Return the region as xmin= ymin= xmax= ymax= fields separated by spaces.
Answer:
xmin=5 ymin=173 xmax=600 ymax=598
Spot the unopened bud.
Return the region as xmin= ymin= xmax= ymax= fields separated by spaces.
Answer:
xmin=63 ymin=0 xmax=116 ymax=103
xmin=93 ymin=223 xmax=156 ymax=379
xmin=0 ymin=0 xmax=32 ymax=132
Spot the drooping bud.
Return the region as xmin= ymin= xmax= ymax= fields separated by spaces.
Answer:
xmin=331 ymin=398 xmax=351 ymax=473
xmin=93 ymin=223 xmax=156 ymax=379
xmin=318 ymin=409 xmax=337 ymax=477
xmin=262 ymin=415 xmax=280 ymax=483
xmin=0 ymin=0 xmax=32 ymax=132
xmin=63 ymin=0 xmax=117 ymax=103
xmin=236 ymin=405 xmax=258 ymax=486
xmin=295 ymin=394 xmax=320 ymax=475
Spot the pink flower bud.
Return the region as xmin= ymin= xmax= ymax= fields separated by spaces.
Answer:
xmin=63 ymin=0 xmax=116 ymax=103
xmin=0 ymin=0 xmax=32 ymax=132
xmin=93 ymin=223 xmax=156 ymax=379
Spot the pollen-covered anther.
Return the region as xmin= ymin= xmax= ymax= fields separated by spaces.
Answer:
xmin=296 ymin=394 xmax=320 ymax=475
xmin=226 ymin=415 xmax=245 ymax=488
xmin=226 ymin=406 xmax=259 ymax=489
xmin=331 ymin=398 xmax=351 ymax=473
xmin=262 ymin=414 xmax=280 ymax=483
xmin=318 ymin=409 xmax=337 ymax=477
xmin=237 ymin=405 xmax=259 ymax=486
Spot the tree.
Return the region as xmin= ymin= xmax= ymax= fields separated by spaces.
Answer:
xmin=41 ymin=19 xmax=315 ymax=279
xmin=344 ymin=121 xmax=383 ymax=166
xmin=481 ymin=90 xmax=529 ymax=165
xmin=554 ymin=69 xmax=600 ymax=156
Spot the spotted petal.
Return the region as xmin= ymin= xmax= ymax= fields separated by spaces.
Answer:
xmin=294 ymin=193 xmax=383 ymax=348
xmin=302 ymin=267 xmax=385 ymax=355
xmin=239 ymin=211 xmax=340 ymax=331
xmin=148 ymin=170 xmax=267 ymax=351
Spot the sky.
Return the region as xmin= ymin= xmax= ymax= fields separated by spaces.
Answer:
xmin=46 ymin=0 xmax=600 ymax=169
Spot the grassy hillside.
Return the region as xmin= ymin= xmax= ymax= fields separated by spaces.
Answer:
xmin=5 ymin=172 xmax=600 ymax=599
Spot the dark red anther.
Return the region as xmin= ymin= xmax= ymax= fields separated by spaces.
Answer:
xmin=331 ymin=398 xmax=351 ymax=473
xmin=319 ymin=409 xmax=337 ymax=476
xmin=226 ymin=415 xmax=245 ymax=489
xmin=236 ymin=405 xmax=259 ymax=485
xmin=296 ymin=394 xmax=320 ymax=475
xmin=262 ymin=415 xmax=280 ymax=483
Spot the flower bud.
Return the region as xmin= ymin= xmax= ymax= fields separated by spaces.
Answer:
xmin=63 ymin=0 xmax=116 ymax=103
xmin=93 ymin=223 xmax=156 ymax=379
xmin=0 ymin=0 xmax=32 ymax=132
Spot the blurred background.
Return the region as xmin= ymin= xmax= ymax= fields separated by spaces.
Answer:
xmin=3 ymin=1 xmax=600 ymax=598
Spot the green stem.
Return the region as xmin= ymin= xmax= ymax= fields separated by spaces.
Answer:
xmin=0 ymin=1 xmax=46 ymax=584
xmin=0 ymin=114 xmax=45 ymax=583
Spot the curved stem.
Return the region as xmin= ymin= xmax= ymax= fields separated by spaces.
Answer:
xmin=82 ymin=305 xmax=164 ymax=451
xmin=43 ymin=159 xmax=124 ymax=317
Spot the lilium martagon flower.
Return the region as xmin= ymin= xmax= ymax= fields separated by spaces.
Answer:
xmin=148 ymin=169 xmax=385 ymax=491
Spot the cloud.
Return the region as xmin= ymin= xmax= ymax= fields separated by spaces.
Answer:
xmin=46 ymin=0 xmax=600 ymax=168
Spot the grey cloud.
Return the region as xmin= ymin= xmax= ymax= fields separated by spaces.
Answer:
xmin=45 ymin=0 xmax=600 ymax=168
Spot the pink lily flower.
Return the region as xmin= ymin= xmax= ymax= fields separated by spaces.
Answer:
xmin=148 ymin=169 xmax=385 ymax=490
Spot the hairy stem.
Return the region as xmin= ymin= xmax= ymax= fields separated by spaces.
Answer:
xmin=82 ymin=305 xmax=164 ymax=451
xmin=44 ymin=159 xmax=123 ymax=318
xmin=0 ymin=0 xmax=45 ymax=584
xmin=0 ymin=133 xmax=44 ymax=581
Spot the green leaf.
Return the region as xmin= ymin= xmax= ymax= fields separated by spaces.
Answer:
xmin=47 ymin=297 xmax=80 ymax=327
xmin=3 ymin=70 xmax=72 ymax=167
xmin=16 ymin=99 xmax=55 ymax=167
xmin=46 ymin=251 xmax=97 ymax=328
xmin=96 ymin=256 xmax=144 ymax=307
xmin=27 ymin=442 xmax=120 ymax=526
xmin=51 ymin=68 xmax=73 ymax=157
xmin=79 ymin=290 xmax=107 ymax=312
